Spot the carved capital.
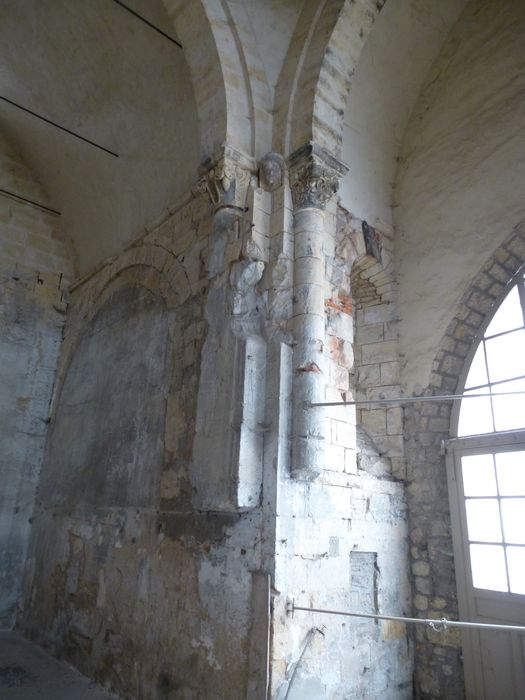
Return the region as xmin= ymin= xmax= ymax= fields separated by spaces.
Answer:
xmin=288 ymin=143 xmax=348 ymax=211
xmin=193 ymin=146 xmax=254 ymax=211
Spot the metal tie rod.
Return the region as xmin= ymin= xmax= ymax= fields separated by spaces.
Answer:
xmin=287 ymin=601 xmax=525 ymax=633
xmin=0 ymin=96 xmax=119 ymax=158
xmin=309 ymin=390 xmax=525 ymax=408
xmin=111 ymin=0 xmax=183 ymax=49
xmin=0 ymin=187 xmax=61 ymax=216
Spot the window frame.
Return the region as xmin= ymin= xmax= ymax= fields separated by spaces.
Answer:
xmin=446 ymin=265 xmax=525 ymax=698
xmin=450 ymin=265 xmax=525 ymax=439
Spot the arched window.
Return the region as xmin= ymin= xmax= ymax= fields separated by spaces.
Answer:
xmin=458 ymin=270 xmax=525 ymax=437
xmin=447 ymin=267 xmax=525 ymax=699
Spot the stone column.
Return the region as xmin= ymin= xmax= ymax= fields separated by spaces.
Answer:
xmin=288 ymin=144 xmax=348 ymax=480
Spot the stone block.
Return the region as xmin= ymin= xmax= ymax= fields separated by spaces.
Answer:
xmin=376 ymin=434 xmax=404 ymax=457
xmin=331 ymin=419 xmax=356 ymax=449
xmin=415 ymin=576 xmax=432 ymax=595
xmin=361 ymin=339 xmax=398 ymax=365
xmin=363 ymin=304 xmax=397 ymax=324
xmin=414 ymin=594 xmax=428 ymax=611
xmin=357 ymin=322 xmax=384 ymax=344
xmin=357 ymin=363 xmax=380 ymax=386
xmin=387 ymin=407 xmax=403 ymax=435
xmin=361 ymin=409 xmax=386 ymax=436
xmin=329 ymin=362 xmax=349 ymax=392
xmin=344 ymin=448 xmax=357 ymax=474
xmin=324 ymin=442 xmax=345 ymax=472
xmin=428 ymin=417 xmax=450 ymax=433
xmin=380 ymin=361 xmax=400 ymax=385
xmin=391 ymin=458 xmax=407 ymax=480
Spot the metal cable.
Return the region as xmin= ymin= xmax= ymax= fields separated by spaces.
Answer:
xmin=0 ymin=187 xmax=61 ymax=216
xmin=0 ymin=96 xmax=119 ymax=158
xmin=288 ymin=601 xmax=525 ymax=633
xmin=309 ymin=390 xmax=525 ymax=408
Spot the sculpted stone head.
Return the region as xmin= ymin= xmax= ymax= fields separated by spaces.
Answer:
xmin=259 ymin=152 xmax=284 ymax=191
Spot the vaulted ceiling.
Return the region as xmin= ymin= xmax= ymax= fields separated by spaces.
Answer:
xmin=0 ymin=0 xmax=200 ymax=275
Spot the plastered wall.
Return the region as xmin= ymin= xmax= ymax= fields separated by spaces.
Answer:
xmin=340 ymin=0 xmax=467 ymax=231
xmin=0 ymin=134 xmax=71 ymax=626
xmin=395 ymin=0 xmax=525 ymax=394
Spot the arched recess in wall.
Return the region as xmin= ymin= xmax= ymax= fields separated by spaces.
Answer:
xmin=273 ymin=0 xmax=381 ymax=158
xmin=38 ymin=261 xmax=183 ymax=512
xmin=52 ymin=245 xmax=190 ymax=422
xmin=21 ymin=255 xmax=194 ymax=656
xmin=338 ymin=211 xmax=405 ymax=478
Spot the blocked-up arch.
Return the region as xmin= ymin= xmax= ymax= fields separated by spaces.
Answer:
xmin=53 ymin=244 xmax=191 ymax=423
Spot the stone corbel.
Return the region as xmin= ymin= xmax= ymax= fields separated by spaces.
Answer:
xmin=258 ymin=152 xmax=285 ymax=192
xmin=288 ymin=143 xmax=348 ymax=211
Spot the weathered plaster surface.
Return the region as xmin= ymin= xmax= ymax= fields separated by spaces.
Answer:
xmin=340 ymin=0 xmax=467 ymax=229
xmin=395 ymin=0 xmax=525 ymax=393
xmin=0 ymin=133 xmax=71 ymax=626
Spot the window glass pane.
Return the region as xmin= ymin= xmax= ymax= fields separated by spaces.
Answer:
xmin=492 ymin=378 xmax=525 ymax=432
xmin=506 ymin=546 xmax=525 ymax=595
xmin=501 ymin=498 xmax=525 ymax=544
xmin=470 ymin=544 xmax=508 ymax=591
xmin=462 ymin=454 xmax=497 ymax=496
xmin=485 ymin=329 xmax=525 ymax=384
xmin=465 ymin=499 xmax=502 ymax=542
xmin=496 ymin=451 xmax=525 ymax=496
xmin=458 ymin=388 xmax=494 ymax=436
xmin=464 ymin=343 xmax=488 ymax=389
xmin=486 ymin=286 xmax=523 ymax=337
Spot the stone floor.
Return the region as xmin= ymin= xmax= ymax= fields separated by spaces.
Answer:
xmin=0 ymin=630 xmax=120 ymax=699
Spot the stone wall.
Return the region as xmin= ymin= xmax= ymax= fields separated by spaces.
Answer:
xmin=404 ymin=226 xmax=525 ymax=699
xmin=0 ymin=134 xmax=71 ymax=626
xmin=19 ymin=181 xmax=274 ymax=699
xmin=391 ymin=2 xmax=525 ymax=695
xmin=269 ymin=189 xmax=411 ymax=699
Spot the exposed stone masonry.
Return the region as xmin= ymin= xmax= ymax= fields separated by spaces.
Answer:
xmin=2 ymin=1 xmax=524 ymax=698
